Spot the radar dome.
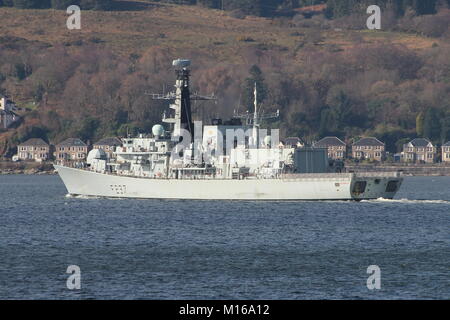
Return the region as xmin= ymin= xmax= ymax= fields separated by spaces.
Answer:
xmin=263 ymin=136 xmax=272 ymax=147
xmin=152 ymin=124 xmax=165 ymax=137
xmin=172 ymin=59 xmax=191 ymax=68
xmin=87 ymin=148 xmax=106 ymax=164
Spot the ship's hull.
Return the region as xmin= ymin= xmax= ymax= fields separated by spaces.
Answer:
xmin=54 ymin=165 xmax=402 ymax=200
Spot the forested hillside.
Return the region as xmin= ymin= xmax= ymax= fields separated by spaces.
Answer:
xmin=0 ymin=1 xmax=450 ymax=157
xmin=0 ymin=0 xmax=112 ymax=9
xmin=3 ymin=0 xmax=450 ymax=16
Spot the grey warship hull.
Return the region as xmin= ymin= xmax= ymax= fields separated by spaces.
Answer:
xmin=55 ymin=165 xmax=402 ymax=201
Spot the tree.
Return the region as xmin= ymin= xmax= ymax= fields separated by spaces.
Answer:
xmin=51 ymin=0 xmax=79 ymax=9
xmin=90 ymin=0 xmax=114 ymax=10
xmin=326 ymin=88 xmax=353 ymax=128
xmin=75 ymin=117 xmax=100 ymax=141
xmin=223 ymin=0 xmax=280 ymax=17
xmin=318 ymin=108 xmax=338 ymax=137
xmin=197 ymin=0 xmax=220 ymax=9
xmin=441 ymin=115 xmax=450 ymax=143
xmin=325 ymin=0 xmax=359 ymax=18
xmin=416 ymin=111 xmax=424 ymax=136
xmin=423 ymin=108 xmax=441 ymax=141
xmin=241 ymin=65 xmax=267 ymax=112
xmin=12 ymin=0 xmax=40 ymax=8
xmin=396 ymin=137 xmax=410 ymax=152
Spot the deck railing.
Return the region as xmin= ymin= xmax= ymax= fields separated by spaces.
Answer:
xmin=281 ymin=173 xmax=353 ymax=180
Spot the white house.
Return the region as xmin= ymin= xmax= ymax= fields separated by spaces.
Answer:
xmin=442 ymin=142 xmax=450 ymax=163
xmin=402 ymin=138 xmax=437 ymax=163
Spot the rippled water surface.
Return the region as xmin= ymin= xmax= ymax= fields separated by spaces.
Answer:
xmin=0 ymin=175 xmax=449 ymax=299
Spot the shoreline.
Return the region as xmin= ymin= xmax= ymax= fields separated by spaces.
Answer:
xmin=0 ymin=170 xmax=57 ymax=175
xmin=0 ymin=161 xmax=56 ymax=175
xmin=346 ymin=164 xmax=450 ymax=177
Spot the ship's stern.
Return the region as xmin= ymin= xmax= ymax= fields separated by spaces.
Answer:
xmin=350 ymin=172 xmax=403 ymax=200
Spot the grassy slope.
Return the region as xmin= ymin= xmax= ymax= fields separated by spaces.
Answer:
xmin=0 ymin=2 xmax=440 ymax=60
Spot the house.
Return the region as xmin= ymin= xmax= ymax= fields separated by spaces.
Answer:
xmin=352 ymin=137 xmax=385 ymax=161
xmin=93 ymin=137 xmax=122 ymax=159
xmin=0 ymin=95 xmax=20 ymax=129
xmin=284 ymin=137 xmax=303 ymax=148
xmin=441 ymin=141 xmax=450 ymax=163
xmin=17 ymin=138 xmax=50 ymax=162
xmin=313 ymin=136 xmax=346 ymax=160
xmin=55 ymin=138 xmax=88 ymax=164
xmin=402 ymin=138 xmax=437 ymax=163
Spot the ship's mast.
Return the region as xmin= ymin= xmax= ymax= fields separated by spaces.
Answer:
xmin=253 ymin=83 xmax=259 ymax=148
xmin=149 ymin=59 xmax=216 ymax=139
xmin=233 ymin=82 xmax=280 ymax=148
xmin=169 ymin=59 xmax=193 ymax=137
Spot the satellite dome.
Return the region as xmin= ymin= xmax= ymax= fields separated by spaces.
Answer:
xmin=263 ymin=136 xmax=272 ymax=147
xmin=87 ymin=148 xmax=106 ymax=164
xmin=152 ymin=124 xmax=165 ymax=137
xmin=172 ymin=59 xmax=191 ymax=68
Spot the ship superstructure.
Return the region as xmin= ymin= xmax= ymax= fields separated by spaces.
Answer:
xmin=55 ymin=59 xmax=403 ymax=200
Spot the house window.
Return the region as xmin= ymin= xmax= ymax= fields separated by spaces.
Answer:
xmin=427 ymin=153 xmax=433 ymax=159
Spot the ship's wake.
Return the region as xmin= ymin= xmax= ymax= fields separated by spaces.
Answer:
xmin=362 ymin=198 xmax=450 ymax=204
xmin=65 ymin=193 xmax=100 ymax=199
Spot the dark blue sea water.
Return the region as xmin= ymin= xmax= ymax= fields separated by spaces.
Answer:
xmin=0 ymin=175 xmax=449 ymax=299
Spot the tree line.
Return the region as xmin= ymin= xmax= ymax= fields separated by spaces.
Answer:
xmin=0 ymin=0 xmax=113 ymax=10
xmin=325 ymin=0 xmax=450 ymax=18
xmin=2 ymin=0 xmax=450 ymax=17
xmin=169 ymin=0 xmax=450 ymax=17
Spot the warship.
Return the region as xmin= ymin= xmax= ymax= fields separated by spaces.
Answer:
xmin=55 ymin=59 xmax=403 ymax=200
